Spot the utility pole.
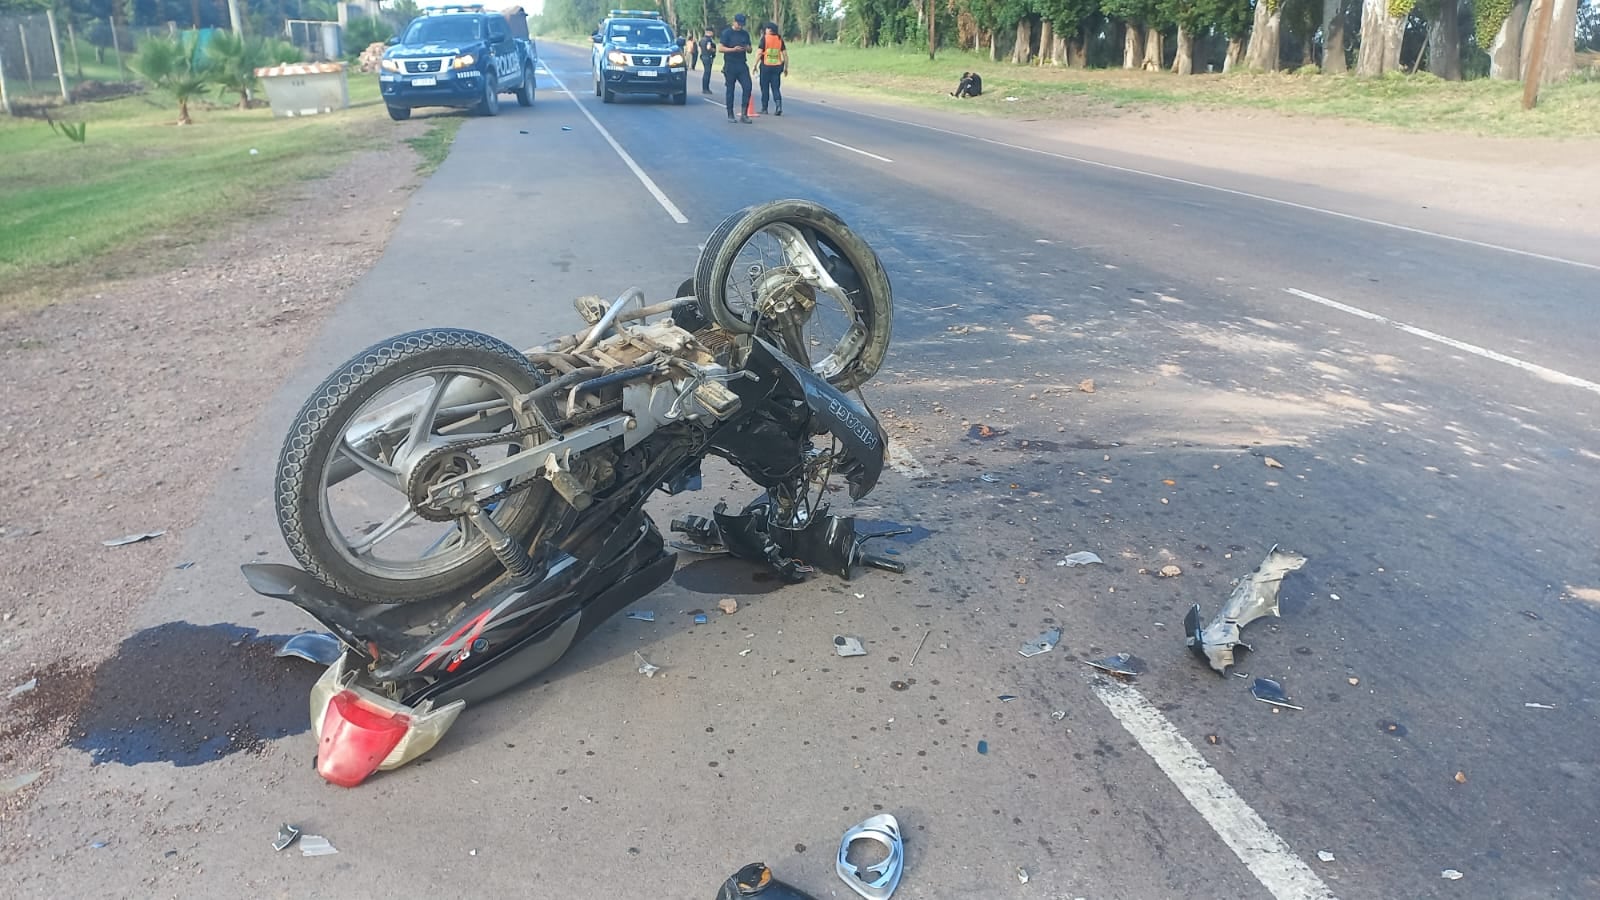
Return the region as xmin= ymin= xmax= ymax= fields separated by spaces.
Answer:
xmin=228 ymin=0 xmax=245 ymax=35
xmin=1522 ymin=0 xmax=1555 ymax=109
xmin=47 ymin=9 xmax=70 ymax=102
xmin=928 ymin=0 xmax=935 ymax=61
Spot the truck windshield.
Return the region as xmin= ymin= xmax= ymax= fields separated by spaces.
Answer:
xmin=609 ymin=24 xmax=672 ymax=45
xmin=403 ymin=17 xmax=483 ymax=45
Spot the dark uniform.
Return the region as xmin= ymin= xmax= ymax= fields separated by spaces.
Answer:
xmin=698 ymin=30 xmax=717 ymax=93
xmin=757 ymin=26 xmax=786 ymax=116
xmin=720 ymin=17 xmax=753 ymax=122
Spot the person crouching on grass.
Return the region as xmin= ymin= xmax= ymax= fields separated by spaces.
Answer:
xmin=719 ymin=14 xmax=754 ymax=123
xmin=758 ymin=23 xmax=787 ymax=116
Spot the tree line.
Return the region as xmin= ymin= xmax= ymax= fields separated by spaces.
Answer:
xmin=540 ymin=0 xmax=1593 ymax=81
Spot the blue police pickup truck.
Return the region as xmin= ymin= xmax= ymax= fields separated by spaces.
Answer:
xmin=591 ymin=10 xmax=688 ymax=106
xmin=379 ymin=5 xmax=536 ymax=121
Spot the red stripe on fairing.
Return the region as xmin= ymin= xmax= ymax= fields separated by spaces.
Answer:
xmin=416 ymin=608 xmax=494 ymax=673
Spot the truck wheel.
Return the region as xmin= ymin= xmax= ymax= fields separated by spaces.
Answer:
xmin=516 ymin=64 xmax=535 ymax=106
xmin=671 ymin=91 xmax=686 ymax=106
xmin=594 ymin=74 xmax=601 ymax=96
xmin=479 ymin=75 xmax=500 ymax=116
xmin=602 ymin=86 xmax=615 ymax=103
xmin=386 ymin=104 xmax=411 ymax=121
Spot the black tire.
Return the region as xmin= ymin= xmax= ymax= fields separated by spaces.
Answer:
xmin=516 ymin=61 xmax=535 ymax=106
xmin=693 ymin=200 xmax=893 ymax=392
xmin=275 ymin=329 xmax=556 ymax=604
xmin=594 ymin=74 xmax=602 ymax=96
xmin=479 ymin=75 xmax=500 ymax=116
xmin=386 ymin=104 xmax=411 ymax=121
xmin=602 ymin=86 xmax=615 ymax=103
xmin=671 ymin=91 xmax=686 ymax=106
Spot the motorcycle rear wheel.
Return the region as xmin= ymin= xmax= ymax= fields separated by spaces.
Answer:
xmin=275 ymin=328 xmax=558 ymax=604
xmin=694 ymin=199 xmax=893 ymax=393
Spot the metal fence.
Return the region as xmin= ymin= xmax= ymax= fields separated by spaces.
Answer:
xmin=0 ymin=12 xmax=67 ymax=105
xmin=0 ymin=15 xmax=178 ymax=113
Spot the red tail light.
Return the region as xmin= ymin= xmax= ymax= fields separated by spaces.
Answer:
xmin=308 ymin=654 xmax=466 ymax=787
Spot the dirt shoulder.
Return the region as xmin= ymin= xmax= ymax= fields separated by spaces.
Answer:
xmin=0 ymin=144 xmax=423 ymax=822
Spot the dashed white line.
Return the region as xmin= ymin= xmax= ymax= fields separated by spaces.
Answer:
xmin=884 ymin=440 xmax=929 ymax=480
xmin=1090 ymin=681 xmax=1339 ymax=900
xmin=541 ymin=67 xmax=688 ymax=224
xmin=823 ymin=105 xmax=1597 ymax=272
xmin=811 ymin=135 xmax=893 ymax=164
xmin=1285 ymin=288 xmax=1600 ymax=397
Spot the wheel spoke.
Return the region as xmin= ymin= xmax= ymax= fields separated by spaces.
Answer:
xmin=338 ymin=439 xmax=401 ymax=490
xmin=406 ymin=372 xmax=456 ymax=453
xmin=348 ymin=504 xmax=422 ymax=555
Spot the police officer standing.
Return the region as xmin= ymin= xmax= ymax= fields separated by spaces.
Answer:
xmin=698 ymin=27 xmax=718 ymax=94
xmin=719 ymin=13 xmax=754 ymax=124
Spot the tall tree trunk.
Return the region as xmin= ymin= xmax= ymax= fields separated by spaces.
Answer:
xmin=1381 ymin=9 xmax=1408 ymax=72
xmin=1173 ymin=25 xmax=1194 ymax=73
xmin=990 ymin=29 xmax=999 ymax=61
xmin=1489 ymin=0 xmax=1529 ymax=78
xmin=1013 ymin=17 xmax=1033 ymax=64
xmin=1425 ymin=0 xmax=1462 ymax=78
xmin=1142 ymin=26 xmax=1164 ymax=70
xmin=1123 ymin=22 xmax=1144 ymax=69
xmin=1224 ymin=36 xmax=1246 ymax=71
xmin=1244 ymin=2 xmax=1282 ymax=71
xmin=1301 ymin=36 xmax=1315 ymax=66
xmin=1322 ymin=0 xmax=1347 ymax=72
xmin=1522 ymin=0 xmax=1579 ymax=82
xmin=178 ymin=97 xmax=191 ymax=125
xmin=1357 ymin=0 xmax=1388 ymax=74
xmin=1039 ymin=20 xmax=1053 ymax=63
xmin=1052 ymin=32 xmax=1067 ymax=65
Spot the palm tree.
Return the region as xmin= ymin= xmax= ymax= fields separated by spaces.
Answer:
xmin=207 ymin=31 xmax=271 ymax=110
xmin=131 ymin=35 xmax=211 ymax=125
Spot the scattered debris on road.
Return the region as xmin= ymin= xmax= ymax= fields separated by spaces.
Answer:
xmin=693 ymin=613 xmax=709 ymax=625
xmin=837 ymin=814 xmax=904 ymax=900
xmin=1077 ymin=378 xmax=1095 ymax=393
xmin=1016 ymin=866 xmax=1030 ymax=884
xmin=967 ymin=423 xmax=1005 ymax=440
xmin=1379 ymin=719 xmax=1408 ymax=737
xmin=1441 ymin=869 xmax=1464 ymax=880
xmin=0 ymin=770 xmax=42 ymax=795
xmin=1185 ymin=545 xmax=1308 ymax=674
xmin=909 ymin=630 xmax=930 ymax=666
xmin=272 ymin=823 xmax=302 ymax=852
xmin=1086 ymin=653 xmax=1147 ymax=677
xmin=834 ymin=635 xmax=867 ymax=657
xmin=1264 ymin=456 xmax=1285 ymax=469
xmin=1058 ymin=551 xmax=1102 ymax=568
xmin=634 ymin=651 xmax=660 ymax=677
xmin=977 ymin=740 xmax=989 ymax=754
xmin=1018 ymin=628 xmax=1061 ymax=658
xmin=8 ymin=677 xmax=38 ymax=699
xmin=626 ymin=610 xmax=656 ymax=622
xmin=980 ymin=473 xmax=1000 ymax=483
xmin=1251 ymin=677 xmax=1303 ymax=710
xmin=718 ymin=862 xmax=818 ymax=900
xmin=719 ymin=598 xmax=739 ymax=615
xmin=101 ymin=530 xmax=165 ymax=547
xmin=739 ymin=648 xmax=753 ymax=657
xmin=1348 ymin=676 xmax=1360 ymax=686
xmin=1317 ymin=850 xmax=1335 ymax=862
xmin=1525 ymin=702 xmax=1556 ymax=710
xmin=999 ymin=694 xmax=1017 ymax=702
xmin=1051 ymin=710 xmax=1067 ymax=721
xmin=175 ymin=561 xmax=196 ymax=570
xmin=299 ymin=834 xmax=339 ymax=857
xmin=1454 ymin=771 xmax=1467 ymax=784
xmin=1158 ymin=565 xmax=1182 ymax=578
xmin=275 ymin=633 xmax=343 ymax=666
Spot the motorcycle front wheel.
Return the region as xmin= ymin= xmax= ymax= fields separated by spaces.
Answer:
xmin=694 ymin=199 xmax=893 ymax=393
xmin=275 ymin=328 xmax=558 ymax=604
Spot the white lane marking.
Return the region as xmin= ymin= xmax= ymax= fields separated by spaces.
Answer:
xmin=1090 ymin=681 xmax=1339 ymax=900
xmin=823 ymin=105 xmax=1599 ymax=272
xmin=811 ymin=135 xmax=893 ymax=164
xmin=1286 ymin=288 xmax=1600 ymax=397
xmin=884 ymin=439 xmax=929 ymax=480
xmin=542 ymin=67 xmax=688 ymax=224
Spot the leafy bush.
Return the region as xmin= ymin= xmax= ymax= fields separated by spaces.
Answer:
xmin=346 ymin=16 xmax=395 ymax=50
xmin=131 ymin=34 xmax=211 ymax=125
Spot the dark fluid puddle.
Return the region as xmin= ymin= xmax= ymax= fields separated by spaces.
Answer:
xmin=673 ymin=557 xmax=788 ymax=595
xmin=63 ymin=622 xmax=321 ymax=766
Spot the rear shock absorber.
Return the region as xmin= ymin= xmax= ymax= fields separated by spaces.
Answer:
xmin=465 ymin=503 xmax=540 ymax=582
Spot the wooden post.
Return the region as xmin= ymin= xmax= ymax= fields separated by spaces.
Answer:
xmin=68 ymin=21 xmax=84 ymax=80
xmin=19 ymin=24 xmax=35 ymax=91
xmin=47 ymin=9 xmax=70 ymax=101
xmin=1521 ymin=0 xmax=1555 ymax=109
xmin=0 ymin=44 xmax=12 ymax=115
xmin=927 ymin=0 xmax=935 ymax=60
xmin=109 ymin=16 xmax=127 ymax=79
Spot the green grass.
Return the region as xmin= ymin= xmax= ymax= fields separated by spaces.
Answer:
xmin=0 ymin=78 xmax=396 ymax=306
xmin=406 ymin=117 xmax=465 ymax=174
xmin=780 ymin=44 xmax=1600 ymax=139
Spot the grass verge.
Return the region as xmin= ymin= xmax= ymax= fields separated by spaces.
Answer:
xmin=406 ymin=117 xmax=466 ymax=174
xmin=775 ymin=44 xmax=1600 ymax=139
xmin=0 ymin=78 xmax=402 ymax=307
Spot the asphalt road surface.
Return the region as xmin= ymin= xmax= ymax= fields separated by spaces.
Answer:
xmin=13 ymin=44 xmax=1598 ymax=899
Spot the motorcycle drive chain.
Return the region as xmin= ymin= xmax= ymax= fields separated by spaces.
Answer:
xmin=405 ymin=423 xmax=548 ymax=522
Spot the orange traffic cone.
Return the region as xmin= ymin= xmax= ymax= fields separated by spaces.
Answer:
xmin=746 ymin=94 xmax=759 ymax=118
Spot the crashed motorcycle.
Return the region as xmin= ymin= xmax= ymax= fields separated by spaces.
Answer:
xmin=241 ymin=200 xmax=901 ymax=786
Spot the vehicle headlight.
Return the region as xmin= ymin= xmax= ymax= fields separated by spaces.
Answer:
xmin=607 ymin=50 xmax=627 ymax=65
xmin=451 ymin=53 xmax=476 ymax=70
xmin=667 ymin=53 xmax=684 ymax=67
xmin=380 ymin=58 xmax=403 ymax=73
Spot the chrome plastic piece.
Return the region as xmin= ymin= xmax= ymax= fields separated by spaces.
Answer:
xmin=1185 ymin=545 xmax=1307 ymax=674
xmin=275 ymin=632 xmax=344 ymax=666
xmin=836 ymin=813 xmax=904 ymax=900
xmin=1019 ymin=628 xmax=1061 ymax=658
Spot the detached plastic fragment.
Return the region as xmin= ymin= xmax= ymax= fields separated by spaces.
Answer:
xmin=299 ymin=835 xmax=339 ymax=857
xmin=715 ymin=862 xmax=819 ymax=899
xmin=635 ymin=650 xmax=661 ymax=677
xmin=309 ymin=653 xmax=466 ymax=787
xmin=1019 ymin=628 xmax=1060 ymax=658
xmin=1250 ymin=677 xmax=1303 ymax=710
xmin=837 ymin=814 xmax=905 ymax=900
xmin=626 ymin=610 xmax=657 ymax=622
xmin=1185 ymin=545 xmax=1308 ymax=674
xmin=276 ymin=632 xmax=344 ymax=666
xmin=1086 ymin=653 xmax=1147 ymax=677
xmin=1058 ymin=551 xmax=1102 ymax=568
xmin=272 ymin=823 xmax=302 ymax=852
xmin=102 ymin=530 xmax=165 ymax=547
xmin=834 ymin=635 xmax=867 ymax=657
xmin=8 ymin=677 xmax=38 ymax=699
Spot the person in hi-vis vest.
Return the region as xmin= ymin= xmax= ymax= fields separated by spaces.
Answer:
xmin=757 ymin=23 xmax=787 ymax=116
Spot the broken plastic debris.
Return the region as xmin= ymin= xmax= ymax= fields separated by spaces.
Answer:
xmin=719 ymin=598 xmax=739 ymax=615
xmin=561 ymin=125 xmax=573 ymax=131
xmin=626 ymin=610 xmax=656 ymax=622
xmin=1158 ymin=565 xmax=1182 ymax=578
xmin=102 ymin=530 xmax=165 ymax=547
xmin=174 ymin=561 xmax=196 ymax=570
xmin=1018 ymin=628 xmax=1060 ymax=658
xmin=1264 ymin=456 xmax=1284 ymax=469
xmin=977 ymin=740 xmax=989 ymax=754
xmin=1078 ymin=378 xmax=1095 ymax=393
xmin=634 ymin=651 xmax=660 ymax=677
xmin=0 ymin=770 xmax=43 ymax=795
xmin=90 ymin=840 xmax=108 ymax=849
xmin=998 ymin=694 xmax=1017 ymax=702
xmin=8 ymin=677 xmax=38 ymax=699
xmin=1051 ymin=710 xmax=1067 ymax=721
xmin=275 ymin=633 xmax=343 ymax=666
xmin=1524 ymin=702 xmax=1556 ymax=709
xmin=1017 ymin=866 xmax=1030 ymax=884
xmin=1085 ymin=653 xmax=1147 ymax=677
xmin=718 ymin=862 xmax=820 ymax=900
xmin=1250 ymin=677 xmax=1303 ymax=710
xmin=980 ymin=473 xmax=1000 ymax=483
xmin=272 ymin=823 xmax=302 ymax=852
xmin=693 ymin=613 xmax=708 ymax=625
xmin=1317 ymin=850 xmax=1335 ymax=862
xmin=738 ymin=648 xmax=753 ymax=657
xmin=1058 ymin=551 xmax=1102 ymax=567
xmin=1185 ymin=545 xmax=1307 ymax=674
xmin=1441 ymin=869 xmax=1464 ymax=880
xmin=837 ymin=814 xmax=904 ymax=900
xmin=834 ymin=635 xmax=867 ymax=657
xmin=299 ymin=835 xmax=338 ymax=857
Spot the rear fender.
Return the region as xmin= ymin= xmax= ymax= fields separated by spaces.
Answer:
xmin=749 ymin=337 xmax=885 ymax=499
